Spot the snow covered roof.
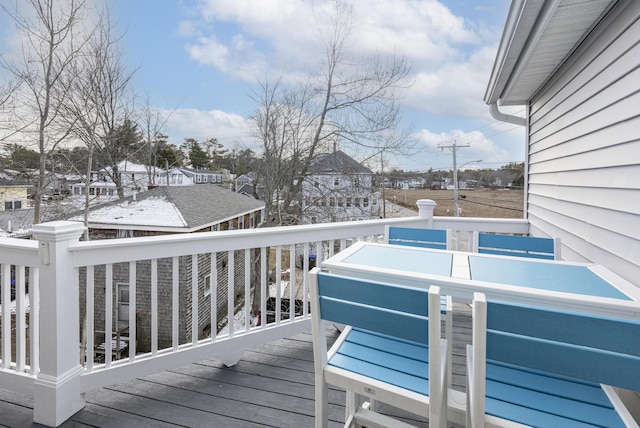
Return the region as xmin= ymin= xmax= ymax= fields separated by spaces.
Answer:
xmin=69 ymin=184 xmax=265 ymax=232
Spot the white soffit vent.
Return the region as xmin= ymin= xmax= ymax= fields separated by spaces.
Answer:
xmin=501 ymin=0 xmax=613 ymax=105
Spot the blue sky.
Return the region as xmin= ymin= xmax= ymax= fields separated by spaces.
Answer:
xmin=3 ymin=0 xmax=524 ymax=172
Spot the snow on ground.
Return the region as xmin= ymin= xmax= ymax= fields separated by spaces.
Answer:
xmin=0 ymin=294 xmax=30 ymax=316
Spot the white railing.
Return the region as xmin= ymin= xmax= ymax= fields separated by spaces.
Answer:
xmin=0 ymin=199 xmax=529 ymax=426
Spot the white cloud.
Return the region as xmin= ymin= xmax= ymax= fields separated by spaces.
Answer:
xmin=414 ymin=128 xmax=512 ymax=167
xmin=181 ymin=0 xmax=500 ymax=122
xmin=162 ymin=108 xmax=258 ymax=148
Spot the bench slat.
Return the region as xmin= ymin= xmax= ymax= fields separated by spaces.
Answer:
xmin=485 ymin=396 xmax=620 ymax=428
xmin=320 ymin=296 xmax=429 ymax=344
xmin=318 ymin=274 xmax=430 ymax=316
xmin=479 ymin=234 xmax=554 ymax=253
xmin=330 ymin=349 xmax=429 ymax=396
xmin=346 ymin=328 xmax=428 ymax=362
xmin=486 ymin=361 xmax=610 ymax=407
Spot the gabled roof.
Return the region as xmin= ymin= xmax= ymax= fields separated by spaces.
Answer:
xmin=308 ymin=150 xmax=371 ymax=175
xmin=485 ymin=0 xmax=616 ymax=106
xmin=69 ymin=184 xmax=264 ymax=232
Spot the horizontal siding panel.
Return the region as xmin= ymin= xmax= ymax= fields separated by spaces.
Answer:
xmin=528 ymin=140 xmax=640 ymax=173
xmin=529 ymin=88 xmax=640 ymax=155
xmin=530 ymin=63 xmax=640 ymax=144
xmin=531 ymin=2 xmax=640 ymax=118
xmin=528 ymin=193 xmax=640 ymax=240
xmin=527 ymin=118 xmax=640 ymax=162
xmin=527 ymin=1 xmax=640 ymax=287
xmin=528 ymin=164 xmax=640 ymax=189
xmin=528 ymin=184 xmax=640 ymax=217
xmin=531 ymin=15 xmax=640 ymax=130
xmin=527 ymin=207 xmax=640 ymax=285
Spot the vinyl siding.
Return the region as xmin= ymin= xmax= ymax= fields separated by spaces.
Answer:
xmin=527 ymin=0 xmax=640 ymax=285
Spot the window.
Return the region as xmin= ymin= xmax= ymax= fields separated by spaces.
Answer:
xmin=117 ymin=283 xmax=129 ymax=331
xmin=333 ymin=178 xmax=340 ymax=187
xmin=89 ymin=187 xmax=95 ymax=196
xmin=204 ymin=275 xmax=212 ymax=297
xmin=329 ymin=197 xmax=336 ymax=207
xmin=363 ymin=197 xmax=369 ymax=207
xmin=203 ymin=175 xmax=208 ymax=183
xmin=337 ymin=197 xmax=344 ymax=207
xmin=197 ymin=174 xmax=202 ymax=183
xmin=353 ymin=177 xmax=360 ymax=188
xmin=346 ymin=198 xmax=352 ymax=207
xmin=4 ymin=200 xmax=21 ymax=210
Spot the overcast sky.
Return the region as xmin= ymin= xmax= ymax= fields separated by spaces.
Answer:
xmin=2 ymin=0 xmax=523 ymax=172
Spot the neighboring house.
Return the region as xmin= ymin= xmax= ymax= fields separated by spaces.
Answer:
xmin=70 ymin=159 xmax=160 ymax=204
xmin=485 ymin=0 xmax=639 ymax=285
xmin=235 ymin=172 xmax=259 ymax=198
xmin=157 ymin=167 xmax=231 ymax=187
xmin=301 ymin=150 xmax=380 ymax=223
xmin=235 ymin=172 xmax=255 ymax=189
xmin=68 ymin=184 xmax=266 ymax=351
xmin=0 ymin=179 xmax=31 ymax=212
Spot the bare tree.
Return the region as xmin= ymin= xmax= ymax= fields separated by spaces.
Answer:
xmin=63 ymin=5 xmax=136 ymax=227
xmin=250 ymin=0 xmax=412 ymax=227
xmin=1 ymin=0 xmax=92 ymax=223
xmin=138 ymin=95 xmax=172 ymax=185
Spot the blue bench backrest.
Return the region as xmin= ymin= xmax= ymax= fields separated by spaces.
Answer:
xmin=316 ymin=271 xmax=432 ymax=345
xmin=486 ymin=300 xmax=640 ymax=392
xmin=478 ymin=233 xmax=555 ymax=259
xmin=387 ymin=227 xmax=448 ymax=250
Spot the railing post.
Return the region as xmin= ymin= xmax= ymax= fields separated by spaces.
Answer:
xmin=31 ymin=221 xmax=86 ymax=427
xmin=416 ymin=199 xmax=437 ymax=227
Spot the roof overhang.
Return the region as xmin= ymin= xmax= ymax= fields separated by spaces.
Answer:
xmin=485 ymin=0 xmax=617 ymax=107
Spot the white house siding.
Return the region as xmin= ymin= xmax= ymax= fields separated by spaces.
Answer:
xmin=526 ymin=0 xmax=640 ymax=284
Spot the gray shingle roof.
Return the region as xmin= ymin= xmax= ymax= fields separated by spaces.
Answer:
xmin=140 ymin=185 xmax=264 ymax=229
xmin=308 ymin=150 xmax=372 ymax=174
xmin=72 ymin=184 xmax=264 ymax=231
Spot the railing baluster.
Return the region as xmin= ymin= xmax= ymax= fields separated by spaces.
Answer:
xmin=86 ymin=266 xmax=94 ymax=371
xmin=211 ymin=252 xmax=217 ymax=340
xmin=244 ymin=249 xmax=250 ymax=332
xmin=29 ymin=268 xmax=39 ymax=375
xmin=260 ymin=247 xmax=266 ymax=329
xmin=303 ymin=243 xmax=309 ymax=317
xmin=227 ymin=250 xmax=235 ymax=336
xmin=172 ymin=257 xmax=179 ymax=350
xmin=289 ymin=244 xmax=295 ymax=321
xmin=151 ymin=259 xmax=158 ymax=355
xmin=191 ymin=255 xmax=198 ymax=345
xmin=315 ymin=241 xmax=322 ymax=267
xmin=15 ymin=266 xmax=25 ymax=372
xmin=105 ymin=264 xmax=113 ymax=367
xmin=0 ymin=264 xmax=9 ymax=369
xmin=128 ymin=262 xmax=136 ymax=362
xmin=275 ymin=246 xmax=282 ymax=325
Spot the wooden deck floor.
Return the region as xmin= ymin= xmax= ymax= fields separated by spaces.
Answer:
xmin=0 ymin=306 xmax=472 ymax=428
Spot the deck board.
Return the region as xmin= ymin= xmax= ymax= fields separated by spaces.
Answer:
xmin=2 ymin=306 xmax=472 ymax=427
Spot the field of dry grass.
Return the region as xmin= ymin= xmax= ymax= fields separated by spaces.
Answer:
xmin=383 ymin=188 xmax=524 ymax=218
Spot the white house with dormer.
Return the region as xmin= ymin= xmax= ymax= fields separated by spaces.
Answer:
xmin=301 ymin=150 xmax=380 ymax=223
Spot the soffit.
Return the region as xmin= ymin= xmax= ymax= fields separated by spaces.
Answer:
xmin=485 ymin=0 xmax=617 ymax=106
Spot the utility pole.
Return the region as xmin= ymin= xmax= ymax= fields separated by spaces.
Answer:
xmin=438 ymin=140 xmax=469 ymax=216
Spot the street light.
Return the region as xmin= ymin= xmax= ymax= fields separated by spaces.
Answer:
xmin=454 ymin=159 xmax=482 ymax=216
